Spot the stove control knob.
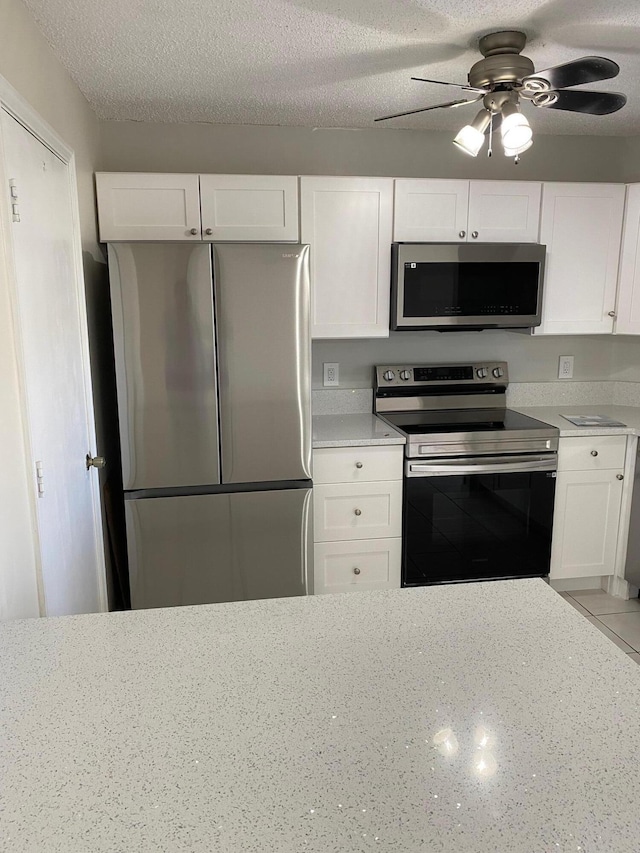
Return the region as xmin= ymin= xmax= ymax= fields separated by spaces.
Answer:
xmin=399 ymin=370 xmax=411 ymax=381
xmin=492 ymin=367 xmax=504 ymax=378
xmin=476 ymin=367 xmax=488 ymax=379
xmin=383 ymin=370 xmax=396 ymax=381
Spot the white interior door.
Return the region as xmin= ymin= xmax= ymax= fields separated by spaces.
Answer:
xmin=1 ymin=110 xmax=106 ymax=616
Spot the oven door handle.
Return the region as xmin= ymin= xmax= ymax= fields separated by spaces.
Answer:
xmin=407 ymin=455 xmax=557 ymax=477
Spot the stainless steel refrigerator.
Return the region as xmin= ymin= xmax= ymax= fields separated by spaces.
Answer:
xmin=107 ymin=242 xmax=312 ymax=609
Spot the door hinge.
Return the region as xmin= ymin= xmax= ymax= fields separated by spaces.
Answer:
xmin=9 ymin=179 xmax=19 ymax=222
xmin=35 ymin=460 xmax=44 ymax=497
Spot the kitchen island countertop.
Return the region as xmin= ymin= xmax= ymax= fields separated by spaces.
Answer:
xmin=312 ymin=413 xmax=406 ymax=447
xmin=2 ymin=579 xmax=640 ymax=852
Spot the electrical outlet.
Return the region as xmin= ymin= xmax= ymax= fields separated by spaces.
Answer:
xmin=323 ymin=362 xmax=339 ymax=387
xmin=558 ymin=355 xmax=574 ymax=380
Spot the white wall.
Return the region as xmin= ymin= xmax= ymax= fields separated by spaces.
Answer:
xmin=0 ymin=0 xmax=103 ymax=618
xmin=100 ymin=121 xmax=627 ymax=183
xmin=312 ymin=333 xmax=615 ymax=389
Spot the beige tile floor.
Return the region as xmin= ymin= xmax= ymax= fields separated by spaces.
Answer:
xmin=559 ymin=589 xmax=640 ymax=661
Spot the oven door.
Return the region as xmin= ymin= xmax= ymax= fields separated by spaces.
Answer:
xmin=403 ymin=454 xmax=557 ymax=586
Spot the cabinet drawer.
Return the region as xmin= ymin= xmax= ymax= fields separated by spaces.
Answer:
xmin=313 ymin=481 xmax=402 ymax=542
xmin=313 ymin=446 xmax=403 ymax=484
xmin=557 ymin=435 xmax=627 ymax=472
xmin=314 ymin=538 xmax=401 ymax=594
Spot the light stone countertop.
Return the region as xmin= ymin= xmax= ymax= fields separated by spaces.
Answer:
xmin=2 ymin=579 xmax=640 ymax=852
xmin=512 ymin=404 xmax=640 ymax=437
xmin=312 ymin=413 xmax=406 ymax=447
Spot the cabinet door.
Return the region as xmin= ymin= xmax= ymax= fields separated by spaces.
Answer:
xmin=535 ymin=183 xmax=625 ymax=335
xmin=393 ymin=179 xmax=469 ymax=241
xmin=95 ymin=172 xmax=202 ymax=241
xmin=313 ymin=481 xmax=403 ymax=542
xmin=467 ymin=181 xmax=541 ymax=243
xmin=550 ymin=469 xmax=624 ymax=579
xmin=301 ymin=176 xmax=393 ymax=338
xmin=199 ymin=175 xmax=299 ymax=241
xmin=615 ymin=184 xmax=640 ymax=335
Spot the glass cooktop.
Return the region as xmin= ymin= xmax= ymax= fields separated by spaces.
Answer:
xmin=380 ymin=408 xmax=555 ymax=437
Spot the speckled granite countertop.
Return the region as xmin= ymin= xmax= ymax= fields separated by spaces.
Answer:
xmin=312 ymin=414 xmax=405 ymax=448
xmin=513 ymin=404 xmax=640 ymax=437
xmin=2 ymin=579 xmax=640 ymax=852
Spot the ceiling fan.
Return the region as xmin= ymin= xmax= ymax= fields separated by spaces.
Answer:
xmin=375 ymin=30 xmax=627 ymax=159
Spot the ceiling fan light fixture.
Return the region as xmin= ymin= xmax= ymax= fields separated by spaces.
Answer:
xmin=453 ymin=109 xmax=491 ymax=157
xmin=503 ymin=137 xmax=533 ymax=157
xmin=501 ymin=102 xmax=533 ymax=151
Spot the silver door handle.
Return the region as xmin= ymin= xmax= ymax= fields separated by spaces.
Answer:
xmin=355 ymin=462 xmax=363 ymax=469
xmin=353 ymin=567 xmax=361 ymax=575
xmin=354 ymin=508 xmax=362 ymax=516
xmin=86 ymin=454 xmax=106 ymax=470
xmin=591 ymin=450 xmax=598 ymax=456
xmin=408 ymin=456 xmax=556 ymax=477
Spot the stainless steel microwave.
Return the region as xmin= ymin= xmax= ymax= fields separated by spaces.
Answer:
xmin=391 ymin=242 xmax=546 ymax=331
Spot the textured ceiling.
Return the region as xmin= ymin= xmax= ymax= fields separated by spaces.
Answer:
xmin=21 ymin=0 xmax=640 ymax=134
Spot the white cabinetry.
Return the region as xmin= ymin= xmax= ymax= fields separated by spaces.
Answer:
xmin=312 ymin=445 xmax=403 ymax=594
xmin=393 ymin=179 xmax=541 ymax=243
xmin=301 ymin=177 xmax=394 ymax=338
xmin=550 ymin=435 xmax=627 ymax=579
xmin=535 ymin=183 xmax=625 ymax=335
xmin=96 ymin=173 xmax=202 ymax=241
xmin=199 ymin=174 xmax=299 ymax=241
xmin=615 ymin=184 xmax=640 ymax=335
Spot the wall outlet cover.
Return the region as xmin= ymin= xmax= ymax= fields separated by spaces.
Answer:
xmin=323 ymin=362 xmax=339 ymax=386
xmin=558 ymin=355 xmax=574 ymax=380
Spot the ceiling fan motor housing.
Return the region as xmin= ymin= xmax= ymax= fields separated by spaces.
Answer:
xmin=469 ymin=53 xmax=535 ymax=89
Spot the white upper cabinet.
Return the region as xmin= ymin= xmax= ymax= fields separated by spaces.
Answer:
xmin=96 ymin=173 xmax=202 ymax=241
xmin=393 ymin=179 xmax=541 ymax=243
xmin=394 ymin=179 xmax=469 ymax=242
xmin=535 ymin=183 xmax=625 ymax=335
xmin=301 ymin=176 xmax=394 ymax=339
xmin=615 ymin=184 xmax=640 ymax=335
xmin=467 ymin=181 xmax=541 ymax=243
xmin=199 ymin=174 xmax=299 ymax=241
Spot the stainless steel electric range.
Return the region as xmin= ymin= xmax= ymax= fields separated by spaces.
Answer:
xmin=374 ymin=362 xmax=560 ymax=586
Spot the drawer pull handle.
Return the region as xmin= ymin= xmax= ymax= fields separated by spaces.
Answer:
xmin=354 ymin=508 xmax=362 ymax=516
xmin=353 ymin=567 xmax=361 ymax=575
xmin=355 ymin=462 xmax=363 ymax=469
xmin=617 ymin=473 xmax=624 ymax=480
xmin=591 ymin=450 xmax=598 ymax=457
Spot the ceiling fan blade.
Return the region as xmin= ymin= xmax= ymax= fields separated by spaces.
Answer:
xmin=523 ymin=56 xmax=619 ymax=91
xmin=375 ymin=97 xmax=480 ymax=122
xmin=532 ymin=89 xmax=627 ymax=115
xmin=410 ymin=76 xmax=486 ymax=93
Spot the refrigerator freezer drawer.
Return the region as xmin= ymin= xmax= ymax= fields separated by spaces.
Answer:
xmin=126 ymin=487 xmax=313 ymax=609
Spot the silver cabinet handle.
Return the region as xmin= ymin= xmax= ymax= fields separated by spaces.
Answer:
xmin=86 ymin=454 xmax=106 ymax=470
xmin=353 ymin=567 xmax=361 ymax=575
xmin=471 ymin=231 xmax=479 ymax=239
xmin=354 ymin=508 xmax=362 ymax=516
xmin=591 ymin=450 xmax=598 ymax=457
xmin=355 ymin=462 xmax=363 ymax=469
xmin=459 ymin=230 xmax=466 ymax=239
xmin=617 ymin=473 xmax=624 ymax=480
xmin=205 ymin=228 xmax=213 ymax=236
xmin=608 ymin=311 xmax=617 ymax=317
xmin=189 ymin=228 xmax=198 ymax=235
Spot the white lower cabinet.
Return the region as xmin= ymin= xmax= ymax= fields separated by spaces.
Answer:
xmin=312 ymin=445 xmax=403 ymax=594
xmin=314 ymin=538 xmax=402 ymax=594
xmin=550 ymin=435 xmax=627 ymax=580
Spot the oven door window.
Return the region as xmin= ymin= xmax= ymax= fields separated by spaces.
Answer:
xmin=404 ymin=470 xmax=556 ymax=585
xmin=402 ymin=262 xmax=540 ymax=318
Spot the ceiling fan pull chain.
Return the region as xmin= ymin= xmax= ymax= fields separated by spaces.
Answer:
xmin=487 ymin=114 xmax=493 ymax=157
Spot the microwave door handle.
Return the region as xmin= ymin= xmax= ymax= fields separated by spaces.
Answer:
xmin=408 ymin=456 xmax=557 ymax=476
